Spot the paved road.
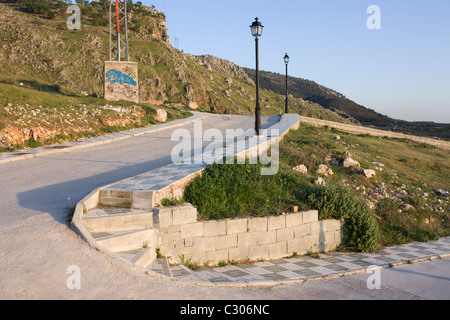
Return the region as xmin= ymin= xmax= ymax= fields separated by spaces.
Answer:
xmin=0 ymin=113 xmax=448 ymax=300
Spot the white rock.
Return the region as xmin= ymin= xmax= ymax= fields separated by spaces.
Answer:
xmin=317 ymin=164 xmax=333 ymax=176
xmin=360 ymin=169 xmax=376 ymax=179
xmin=342 ymin=157 xmax=360 ymax=169
xmin=293 ymin=164 xmax=308 ymax=174
xmin=155 ymin=108 xmax=167 ymax=122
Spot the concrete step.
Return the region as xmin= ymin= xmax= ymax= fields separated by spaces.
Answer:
xmin=82 ymin=208 xmax=153 ymax=233
xmin=148 ymin=257 xmax=173 ymax=278
xmin=117 ymin=246 xmax=157 ymax=268
xmin=92 ymin=229 xmax=157 ymax=253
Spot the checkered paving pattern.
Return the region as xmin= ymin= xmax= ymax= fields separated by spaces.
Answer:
xmin=107 ymin=164 xmax=206 ymax=192
xmin=154 ymin=237 xmax=450 ymax=284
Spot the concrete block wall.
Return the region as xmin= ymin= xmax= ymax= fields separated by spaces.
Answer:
xmin=155 ymin=206 xmax=344 ymax=265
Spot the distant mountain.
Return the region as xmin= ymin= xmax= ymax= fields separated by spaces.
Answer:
xmin=243 ymin=68 xmax=450 ymax=140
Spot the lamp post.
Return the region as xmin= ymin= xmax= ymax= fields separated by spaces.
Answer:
xmin=284 ymin=53 xmax=290 ymax=114
xmin=250 ymin=17 xmax=264 ymax=136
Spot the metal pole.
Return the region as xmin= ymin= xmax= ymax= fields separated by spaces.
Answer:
xmin=285 ymin=62 xmax=288 ymax=114
xmin=124 ymin=0 xmax=129 ymax=61
xmin=116 ymin=0 xmax=120 ymax=61
xmin=255 ymin=37 xmax=261 ymax=136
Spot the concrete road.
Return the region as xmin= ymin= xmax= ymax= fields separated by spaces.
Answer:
xmin=0 ymin=113 xmax=448 ymax=300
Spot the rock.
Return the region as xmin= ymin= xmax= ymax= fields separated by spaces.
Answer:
xmin=360 ymin=168 xmax=376 ymax=179
xmin=155 ymin=108 xmax=167 ymax=122
xmin=334 ymin=135 xmax=341 ymax=141
xmin=342 ymin=157 xmax=360 ymax=169
xmin=434 ymin=189 xmax=449 ymax=198
xmin=317 ymin=164 xmax=333 ymax=176
xmin=293 ymin=164 xmax=308 ymax=174
xmin=186 ymin=102 xmax=198 ymax=109
xmin=314 ymin=177 xmax=326 ymax=186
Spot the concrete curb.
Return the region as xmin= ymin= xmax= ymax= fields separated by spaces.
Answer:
xmin=0 ymin=112 xmax=208 ymax=165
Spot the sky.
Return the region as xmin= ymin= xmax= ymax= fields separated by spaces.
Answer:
xmin=138 ymin=0 xmax=450 ymax=123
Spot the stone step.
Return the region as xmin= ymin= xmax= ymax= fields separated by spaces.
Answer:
xmin=92 ymin=229 xmax=157 ymax=253
xmin=82 ymin=208 xmax=153 ymax=233
xmin=117 ymin=246 xmax=157 ymax=268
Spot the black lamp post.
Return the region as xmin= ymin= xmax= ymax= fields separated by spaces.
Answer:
xmin=284 ymin=53 xmax=290 ymax=114
xmin=250 ymin=17 xmax=264 ymax=135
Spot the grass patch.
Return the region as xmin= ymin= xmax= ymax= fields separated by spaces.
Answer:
xmin=184 ymin=160 xmax=308 ymax=220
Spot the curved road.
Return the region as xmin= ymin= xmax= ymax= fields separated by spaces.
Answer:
xmin=0 ymin=113 xmax=448 ymax=300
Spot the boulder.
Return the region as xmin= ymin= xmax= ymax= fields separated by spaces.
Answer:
xmin=186 ymin=101 xmax=198 ymax=109
xmin=360 ymin=168 xmax=376 ymax=179
xmin=342 ymin=157 xmax=360 ymax=169
xmin=293 ymin=164 xmax=308 ymax=174
xmin=155 ymin=108 xmax=167 ymax=123
xmin=317 ymin=164 xmax=333 ymax=176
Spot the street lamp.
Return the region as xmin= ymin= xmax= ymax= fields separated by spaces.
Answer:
xmin=250 ymin=17 xmax=264 ymax=135
xmin=284 ymin=53 xmax=290 ymax=114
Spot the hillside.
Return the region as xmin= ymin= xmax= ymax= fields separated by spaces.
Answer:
xmin=0 ymin=0 xmax=355 ymax=150
xmin=244 ymin=68 xmax=450 ymax=140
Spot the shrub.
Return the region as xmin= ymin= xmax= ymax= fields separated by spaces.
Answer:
xmin=295 ymin=184 xmax=381 ymax=252
xmin=183 ymin=161 xmax=307 ymax=220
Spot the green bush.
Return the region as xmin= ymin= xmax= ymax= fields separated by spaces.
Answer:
xmin=184 ymin=161 xmax=307 ymax=220
xmin=295 ymin=184 xmax=381 ymax=252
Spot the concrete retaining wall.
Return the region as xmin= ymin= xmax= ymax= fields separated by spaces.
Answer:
xmin=153 ymin=204 xmax=344 ymax=265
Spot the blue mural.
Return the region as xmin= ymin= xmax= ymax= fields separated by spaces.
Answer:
xmin=106 ymin=69 xmax=137 ymax=86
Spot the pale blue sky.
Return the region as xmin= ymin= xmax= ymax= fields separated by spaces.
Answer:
xmin=140 ymin=0 xmax=450 ymax=123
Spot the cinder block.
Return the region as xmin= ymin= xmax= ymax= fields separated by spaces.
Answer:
xmin=166 ymin=224 xmax=181 ymax=234
xmin=294 ymin=224 xmax=311 ymax=238
xmin=132 ymin=191 xmax=154 ymax=210
xmin=192 ymin=237 xmax=215 ymax=252
xmin=248 ymin=217 xmax=268 ymax=232
xmin=228 ymin=246 xmax=250 ymax=261
xmin=226 ymin=219 xmax=248 ymax=234
xmin=268 ymin=241 xmax=287 ymax=259
xmin=180 ymin=222 xmax=204 ymax=238
xmin=257 ymin=230 xmax=276 ymax=245
xmin=184 ymin=238 xmax=194 ymax=247
xmin=267 ymin=215 xmax=286 ymax=230
xmin=206 ymin=249 xmax=229 ymax=263
xmin=204 ymin=220 xmax=227 ymax=237
xmin=286 ymin=213 xmax=303 ymax=227
xmin=162 ymin=232 xmax=182 ymax=243
xmin=287 ymin=238 xmax=302 ymax=254
xmin=249 ymin=246 xmax=269 ymax=260
xmin=319 ymin=231 xmax=336 ymax=245
xmin=153 ymin=207 xmax=173 ymax=228
xmin=237 ymin=232 xmax=258 ymax=247
xmin=303 ymin=210 xmax=318 ymax=223
xmin=310 ymin=221 xmax=320 ymax=235
xmin=303 ymin=234 xmax=319 ymax=252
xmin=215 ymin=234 xmax=238 ymax=250
xmin=276 ymin=227 xmax=295 ymax=242
xmin=172 ymin=204 xmax=198 ymax=225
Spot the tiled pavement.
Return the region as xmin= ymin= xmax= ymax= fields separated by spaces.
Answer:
xmin=148 ymin=237 xmax=450 ymax=285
